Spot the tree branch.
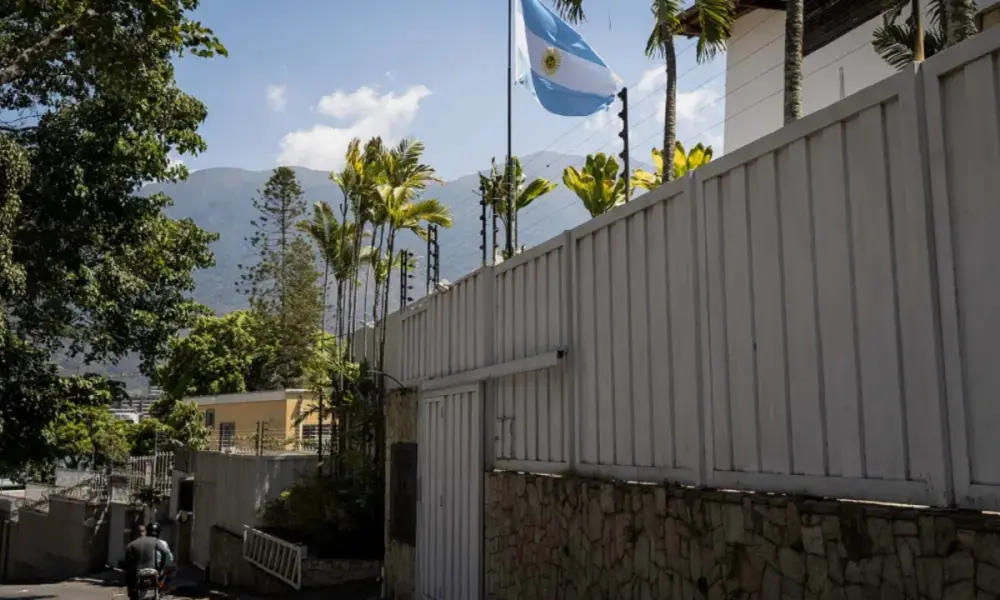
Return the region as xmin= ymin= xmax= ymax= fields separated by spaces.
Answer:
xmin=0 ymin=9 xmax=90 ymax=88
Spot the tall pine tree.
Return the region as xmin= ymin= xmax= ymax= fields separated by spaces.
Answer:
xmin=239 ymin=167 xmax=322 ymax=388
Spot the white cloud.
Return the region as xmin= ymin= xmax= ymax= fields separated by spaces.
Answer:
xmin=278 ymin=85 xmax=431 ymax=171
xmin=633 ymin=66 xmax=722 ymax=125
xmin=674 ymin=88 xmax=722 ymax=124
xmin=635 ymin=67 xmax=665 ymax=94
xmin=266 ymin=84 xmax=287 ymax=112
xmin=583 ymin=108 xmax=611 ymax=131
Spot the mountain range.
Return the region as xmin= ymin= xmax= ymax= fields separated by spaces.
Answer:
xmin=63 ymin=150 xmax=649 ymax=389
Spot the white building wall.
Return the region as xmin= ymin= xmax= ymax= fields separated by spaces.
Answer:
xmin=723 ymin=0 xmax=1000 ymax=152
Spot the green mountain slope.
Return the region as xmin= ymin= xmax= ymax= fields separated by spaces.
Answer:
xmin=64 ymin=150 xmax=647 ymax=388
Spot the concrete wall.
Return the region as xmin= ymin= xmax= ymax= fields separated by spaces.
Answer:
xmin=385 ymin=390 xmax=418 ymax=600
xmin=485 ymin=471 xmax=1000 ymax=600
xmin=6 ymin=497 xmax=110 ymax=582
xmin=191 ymin=451 xmax=318 ymax=568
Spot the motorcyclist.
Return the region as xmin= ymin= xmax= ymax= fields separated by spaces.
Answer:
xmin=124 ymin=524 xmax=172 ymax=600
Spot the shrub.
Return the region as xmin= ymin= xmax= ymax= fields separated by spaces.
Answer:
xmin=259 ymin=451 xmax=383 ymax=559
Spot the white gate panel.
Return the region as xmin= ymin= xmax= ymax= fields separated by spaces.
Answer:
xmin=191 ymin=480 xmax=216 ymax=568
xmin=417 ymin=384 xmax=482 ymax=600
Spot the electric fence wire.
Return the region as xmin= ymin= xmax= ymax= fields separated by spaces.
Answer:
xmin=514 ymin=14 xmax=782 ymax=177
xmin=442 ymin=36 xmax=715 ymax=254
xmin=524 ymin=25 xmax=794 ymax=175
xmin=515 ymin=37 xmax=875 ymax=241
xmin=444 ymin=16 xmax=792 ymax=256
xmin=431 ymin=15 xmax=856 ymax=271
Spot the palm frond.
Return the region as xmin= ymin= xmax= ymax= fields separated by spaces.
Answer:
xmin=517 ymin=177 xmax=558 ymax=211
xmin=401 ymin=198 xmax=453 ymax=230
xmin=550 ymin=0 xmax=586 ymax=23
xmin=873 ymin=0 xmax=950 ymax=69
xmin=872 ymin=15 xmax=919 ymax=69
xmin=693 ymin=0 xmax=734 ymax=62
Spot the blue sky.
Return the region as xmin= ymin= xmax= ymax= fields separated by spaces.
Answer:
xmin=174 ymin=0 xmax=728 ymax=181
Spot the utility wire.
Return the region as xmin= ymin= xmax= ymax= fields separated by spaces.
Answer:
xmin=516 ymin=38 xmax=875 ymax=242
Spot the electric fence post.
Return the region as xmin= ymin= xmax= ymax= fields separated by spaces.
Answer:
xmin=617 ymin=87 xmax=630 ymax=202
xmin=400 ymin=249 xmax=413 ymax=309
xmin=430 ymin=225 xmax=440 ymax=290
xmin=479 ymin=181 xmax=488 ymax=267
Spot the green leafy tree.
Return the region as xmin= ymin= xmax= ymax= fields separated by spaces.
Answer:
xmin=14 ymin=374 xmax=131 ymax=479
xmin=129 ymin=397 xmax=209 ymax=455
xmin=632 ymin=142 xmax=714 ymax=191
xmin=51 ymin=376 xmax=132 ymax=469
xmin=0 ymin=333 xmax=60 ymax=478
xmin=562 ymin=153 xmax=627 ymax=218
xmin=50 ymin=405 xmax=131 ymax=471
xmin=154 ymin=310 xmax=279 ymax=398
xmin=0 ymin=1 xmax=226 ymax=475
xmin=240 ymin=167 xmax=323 ymax=388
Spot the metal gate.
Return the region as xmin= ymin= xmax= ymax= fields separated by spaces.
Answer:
xmin=416 ymin=384 xmax=483 ymax=600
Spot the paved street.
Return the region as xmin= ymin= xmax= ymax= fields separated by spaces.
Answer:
xmin=0 ymin=570 xmax=379 ymax=600
xmin=0 ymin=570 xmax=257 ymax=600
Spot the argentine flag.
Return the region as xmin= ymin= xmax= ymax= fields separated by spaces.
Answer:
xmin=514 ymin=0 xmax=620 ymax=117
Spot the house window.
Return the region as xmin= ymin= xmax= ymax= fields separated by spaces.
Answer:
xmin=218 ymin=422 xmax=236 ymax=451
xmin=204 ymin=409 xmax=215 ymax=428
xmin=301 ymin=424 xmax=333 ymax=441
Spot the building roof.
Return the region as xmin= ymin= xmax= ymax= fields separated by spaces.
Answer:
xmin=191 ymin=388 xmax=311 ymax=406
xmin=678 ymin=0 xmax=885 ymax=56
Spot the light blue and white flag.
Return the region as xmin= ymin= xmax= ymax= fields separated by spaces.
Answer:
xmin=514 ymin=0 xmax=621 ymax=117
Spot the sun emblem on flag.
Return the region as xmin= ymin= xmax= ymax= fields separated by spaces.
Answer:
xmin=541 ymin=47 xmax=562 ymax=76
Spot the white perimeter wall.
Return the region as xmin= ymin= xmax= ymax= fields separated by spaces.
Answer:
xmin=723 ymin=0 xmax=1000 ymax=152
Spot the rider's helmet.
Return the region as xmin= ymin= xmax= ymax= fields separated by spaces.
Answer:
xmin=147 ymin=522 xmax=161 ymax=538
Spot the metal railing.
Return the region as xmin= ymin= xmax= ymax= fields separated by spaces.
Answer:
xmin=122 ymin=452 xmax=173 ymax=498
xmin=242 ymin=526 xmax=303 ymax=590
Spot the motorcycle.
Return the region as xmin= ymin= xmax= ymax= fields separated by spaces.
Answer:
xmin=136 ymin=568 xmax=162 ymax=599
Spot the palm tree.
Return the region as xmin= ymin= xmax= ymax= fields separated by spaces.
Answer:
xmin=333 ymin=137 xmax=385 ymax=357
xmin=873 ymin=0 xmax=979 ymax=68
xmin=632 ymin=141 xmax=714 ymax=191
xmin=644 ymin=0 xmax=730 ymax=181
xmin=550 ymin=0 xmax=730 ymax=183
xmin=297 ymin=202 xmax=370 ymax=468
xmin=479 ymin=156 xmax=558 ymax=257
xmin=784 ymin=0 xmax=805 ymax=124
xmin=372 ymin=139 xmax=451 ymax=373
xmin=948 ymin=0 xmax=978 ymax=44
xmin=874 ymin=1 xmax=945 ymax=67
xmin=562 ymin=153 xmax=628 ymax=218
xmin=297 ymin=202 xmax=369 ymax=337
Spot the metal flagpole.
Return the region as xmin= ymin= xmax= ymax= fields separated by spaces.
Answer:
xmin=505 ymin=0 xmax=515 ymax=260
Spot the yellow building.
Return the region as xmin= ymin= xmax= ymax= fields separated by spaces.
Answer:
xmin=190 ymin=389 xmax=334 ymax=452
